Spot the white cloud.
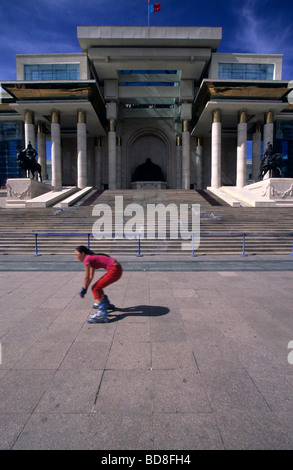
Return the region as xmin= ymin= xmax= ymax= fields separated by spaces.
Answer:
xmin=231 ymin=0 xmax=293 ymax=55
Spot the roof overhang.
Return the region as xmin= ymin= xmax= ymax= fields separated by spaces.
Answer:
xmin=191 ymin=79 xmax=293 ymax=136
xmin=79 ymin=26 xmax=222 ymax=90
xmin=1 ymin=80 xmax=107 ymax=135
xmin=77 ymin=26 xmax=222 ymax=51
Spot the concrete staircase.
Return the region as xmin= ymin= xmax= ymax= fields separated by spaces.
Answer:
xmin=0 ymin=189 xmax=293 ymax=256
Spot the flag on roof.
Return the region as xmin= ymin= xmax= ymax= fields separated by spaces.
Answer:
xmin=149 ymin=2 xmax=161 ymax=13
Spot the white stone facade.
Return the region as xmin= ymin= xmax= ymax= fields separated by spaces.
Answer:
xmin=1 ymin=26 xmax=293 ymax=190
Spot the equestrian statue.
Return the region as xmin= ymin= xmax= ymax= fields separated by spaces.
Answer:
xmin=17 ymin=142 xmax=42 ymax=182
xmin=258 ymin=142 xmax=282 ymax=180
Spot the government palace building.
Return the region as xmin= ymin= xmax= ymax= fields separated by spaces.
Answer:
xmin=1 ymin=26 xmax=293 ymax=195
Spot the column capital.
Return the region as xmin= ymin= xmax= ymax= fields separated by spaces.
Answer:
xmin=265 ymin=111 xmax=274 ymax=124
xmin=183 ymin=120 xmax=189 ymax=132
xmin=37 ymin=121 xmax=45 ymax=133
xmin=254 ymin=121 xmax=261 ymax=133
xmin=24 ymin=110 xmax=34 ymax=124
xmin=51 ymin=109 xmax=60 ymax=124
xmin=212 ymin=109 xmax=221 ymax=123
xmin=238 ymin=109 xmax=247 ymax=124
xmin=77 ymin=109 xmax=86 ymax=123
xmin=109 ymin=119 xmax=116 ymax=132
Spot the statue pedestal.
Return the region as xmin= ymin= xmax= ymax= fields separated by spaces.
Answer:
xmin=245 ymin=178 xmax=293 ymax=202
xmin=131 ymin=181 xmax=167 ymax=189
xmin=213 ymin=178 xmax=293 ymax=207
xmin=6 ymin=179 xmax=54 ymax=207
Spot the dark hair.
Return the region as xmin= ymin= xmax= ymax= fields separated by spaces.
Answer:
xmin=75 ymin=245 xmax=110 ymax=257
xmin=75 ymin=245 xmax=95 ymax=255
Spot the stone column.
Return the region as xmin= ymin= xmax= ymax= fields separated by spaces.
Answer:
xmin=24 ymin=110 xmax=35 ymax=148
xmin=236 ymin=110 xmax=247 ymax=188
xmin=116 ymin=135 xmax=122 ymax=189
xmin=108 ymin=119 xmax=117 ymax=189
xmin=182 ymin=120 xmax=190 ymax=190
xmin=252 ymin=122 xmax=262 ymax=181
xmin=211 ymin=110 xmax=221 ymax=188
xmin=51 ymin=110 xmax=62 ymax=188
xmin=37 ymin=122 xmax=47 ymax=179
xmin=263 ymin=111 xmax=274 ymax=149
xmin=95 ymin=137 xmax=102 ymax=189
xmin=176 ymin=135 xmax=182 ymax=189
xmin=195 ymin=137 xmax=203 ymax=190
xmin=77 ymin=110 xmax=87 ymax=189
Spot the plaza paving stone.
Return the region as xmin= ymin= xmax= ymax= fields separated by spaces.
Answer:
xmin=0 ymin=254 xmax=293 ymax=451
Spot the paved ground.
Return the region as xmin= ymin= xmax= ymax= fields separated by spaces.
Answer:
xmin=1 ymin=254 xmax=293 ymax=451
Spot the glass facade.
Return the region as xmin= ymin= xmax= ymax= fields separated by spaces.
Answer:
xmin=24 ymin=63 xmax=80 ymax=80
xmin=0 ymin=121 xmax=24 ymax=186
xmin=219 ymin=63 xmax=274 ymax=80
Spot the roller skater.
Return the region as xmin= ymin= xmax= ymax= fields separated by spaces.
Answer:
xmin=75 ymin=245 xmax=122 ymax=323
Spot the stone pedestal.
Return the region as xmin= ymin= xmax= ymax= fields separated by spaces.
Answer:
xmin=246 ymin=178 xmax=293 ymax=202
xmin=209 ymin=178 xmax=293 ymax=207
xmin=6 ymin=178 xmax=54 ymax=207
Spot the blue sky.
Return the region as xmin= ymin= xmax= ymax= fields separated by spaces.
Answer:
xmin=0 ymin=0 xmax=293 ymax=81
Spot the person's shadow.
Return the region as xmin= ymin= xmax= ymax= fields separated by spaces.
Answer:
xmin=107 ymin=305 xmax=169 ymax=322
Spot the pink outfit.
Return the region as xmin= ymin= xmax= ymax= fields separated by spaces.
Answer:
xmin=84 ymin=254 xmax=122 ymax=300
xmin=84 ymin=254 xmax=116 ymax=270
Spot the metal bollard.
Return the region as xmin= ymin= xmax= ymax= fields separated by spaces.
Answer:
xmin=33 ymin=233 xmax=41 ymax=256
xmin=190 ymin=233 xmax=197 ymax=257
xmin=240 ymin=233 xmax=247 ymax=257
xmin=136 ymin=233 xmax=143 ymax=257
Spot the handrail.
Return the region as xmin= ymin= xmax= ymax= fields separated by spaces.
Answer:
xmin=31 ymin=231 xmax=293 ymax=257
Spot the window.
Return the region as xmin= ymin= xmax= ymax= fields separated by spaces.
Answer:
xmin=119 ymin=70 xmax=179 ymax=86
xmin=218 ymin=63 xmax=274 ymax=80
xmin=24 ymin=64 xmax=80 ymax=80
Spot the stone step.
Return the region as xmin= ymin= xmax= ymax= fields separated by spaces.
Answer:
xmin=25 ymin=186 xmax=77 ymax=208
xmin=58 ymin=186 xmax=93 ymax=208
xmin=1 ymin=189 xmax=293 ymax=255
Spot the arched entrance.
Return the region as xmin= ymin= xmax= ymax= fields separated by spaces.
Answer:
xmin=127 ymin=128 xmax=171 ymax=188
